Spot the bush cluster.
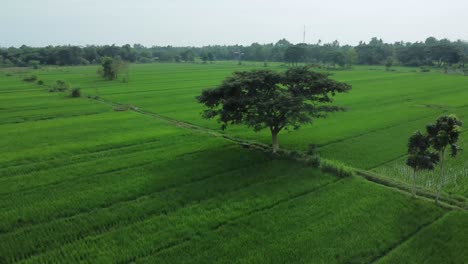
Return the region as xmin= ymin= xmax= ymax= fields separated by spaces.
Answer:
xmin=22 ymin=75 xmax=38 ymax=82
xmin=70 ymin=88 xmax=81 ymax=98
xmin=420 ymin=66 xmax=431 ymax=72
xmin=48 ymin=80 xmax=70 ymax=92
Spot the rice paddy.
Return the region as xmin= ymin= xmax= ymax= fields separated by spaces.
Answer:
xmin=0 ymin=62 xmax=466 ymax=263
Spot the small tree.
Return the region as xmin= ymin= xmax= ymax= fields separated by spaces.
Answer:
xmin=100 ymin=56 xmax=116 ymax=80
xmin=385 ymin=57 xmax=394 ymax=71
xmin=29 ymin=60 xmax=40 ymax=69
xmin=99 ymin=56 xmax=127 ymax=80
xmin=426 ymin=115 xmax=463 ymax=203
xmin=406 ymin=131 xmax=439 ymax=197
xmin=200 ymin=52 xmax=209 ymax=64
xmin=197 ymin=67 xmax=351 ymax=153
xmin=70 ymin=88 xmax=81 ymax=98
xmin=207 ymin=52 xmax=215 ymax=63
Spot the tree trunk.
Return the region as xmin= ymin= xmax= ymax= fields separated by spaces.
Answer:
xmin=271 ymin=130 xmax=279 ymax=153
xmin=436 ymin=150 xmax=445 ymax=204
xmin=412 ymin=169 xmax=417 ymax=198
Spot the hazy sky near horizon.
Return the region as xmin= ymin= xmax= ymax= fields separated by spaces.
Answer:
xmin=2 ymin=0 xmax=468 ymax=47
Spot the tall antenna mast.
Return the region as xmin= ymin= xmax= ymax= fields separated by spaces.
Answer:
xmin=303 ymin=25 xmax=306 ymax=43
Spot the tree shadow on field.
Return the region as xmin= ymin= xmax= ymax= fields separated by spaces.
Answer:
xmin=142 ymin=144 xmax=273 ymax=194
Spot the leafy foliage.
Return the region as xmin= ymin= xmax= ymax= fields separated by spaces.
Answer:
xmin=98 ymin=56 xmax=127 ymax=80
xmin=70 ymin=88 xmax=81 ymax=98
xmin=425 ymin=115 xmax=463 ymax=202
xmin=2 ymin=37 xmax=467 ymax=67
xmin=22 ymin=75 xmax=37 ymax=82
xmin=426 ymin=115 xmax=463 ymax=157
xmin=406 ymin=131 xmax=439 ymax=196
xmin=406 ymin=131 xmax=439 ymax=171
xmin=48 ymin=80 xmax=70 ymax=92
xmin=320 ymin=159 xmax=354 ymax=177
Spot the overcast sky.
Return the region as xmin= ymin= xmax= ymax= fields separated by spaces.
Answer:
xmin=2 ymin=0 xmax=467 ymax=47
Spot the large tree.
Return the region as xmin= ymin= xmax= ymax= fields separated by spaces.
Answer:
xmin=197 ymin=67 xmax=351 ymax=153
xmin=426 ymin=115 xmax=463 ymax=203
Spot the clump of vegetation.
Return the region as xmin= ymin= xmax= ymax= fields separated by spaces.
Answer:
xmin=385 ymin=57 xmax=394 ymax=71
xmin=29 ymin=60 xmax=40 ymax=69
xmin=113 ymin=104 xmax=131 ymax=111
xmin=426 ymin=115 xmax=463 ymax=203
xmin=406 ymin=131 xmax=439 ymax=197
xmin=320 ymin=159 xmax=354 ymax=177
xmin=22 ymin=75 xmax=38 ymax=82
xmin=288 ymin=150 xmax=302 ymax=159
xmin=37 ymin=80 xmax=44 ymax=85
xmin=420 ymin=66 xmax=431 ymax=72
xmin=48 ymin=80 xmax=70 ymax=92
xmin=86 ymin=94 xmax=100 ymax=100
xmin=306 ymin=144 xmax=319 ymax=156
xmin=98 ymin=56 xmax=128 ymax=81
xmin=70 ymin=88 xmax=81 ymax=98
xmin=304 ymin=155 xmax=321 ymax=167
xmin=406 ymin=115 xmax=463 ymax=203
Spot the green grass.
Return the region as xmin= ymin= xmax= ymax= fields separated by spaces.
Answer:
xmin=13 ymin=62 xmax=467 ymax=196
xmin=138 ymin=178 xmax=445 ymax=264
xmin=378 ymin=211 xmax=468 ymax=264
xmin=0 ymin=62 xmax=466 ymax=263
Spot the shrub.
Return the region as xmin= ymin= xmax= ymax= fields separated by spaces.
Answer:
xmin=49 ymin=80 xmax=70 ymax=92
xmin=23 ymin=75 xmax=38 ymax=82
xmin=306 ymin=144 xmax=318 ymax=156
xmin=29 ymin=60 xmax=40 ymax=69
xmin=37 ymin=80 xmax=44 ymax=85
xmin=420 ymin=66 xmax=431 ymax=73
xmin=320 ymin=159 xmax=354 ymax=178
xmin=86 ymin=95 xmax=100 ymax=100
xmin=304 ymin=155 xmax=321 ymax=167
xmin=138 ymin=57 xmax=152 ymax=63
xmin=288 ymin=150 xmax=302 ymax=159
xmin=79 ymin=58 xmax=90 ymax=65
xmin=113 ymin=104 xmax=131 ymax=111
xmin=70 ymin=88 xmax=81 ymax=98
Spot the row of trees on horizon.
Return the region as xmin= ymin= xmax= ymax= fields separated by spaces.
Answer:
xmin=1 ymin=37 xmax=467 ymax=68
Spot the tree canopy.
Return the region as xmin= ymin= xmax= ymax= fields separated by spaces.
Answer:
xmin=406 ymin=131 xmax=439 ymax=197
xmin=407 ymin=131 xmax=439 ymax=171
xmin=2 ymin=37 xmax=467 ymax=68
xmin=98 ymin=56 xmax=127 ymax=81
xmin=425 ymin=114 xmax=463 ymax=203
xmin=426 ymin=115 xmax=463 ymax=157
xmin=197 ymin=66 xmax=351 ymax=152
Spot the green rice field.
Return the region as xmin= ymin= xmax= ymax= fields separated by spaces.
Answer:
xmin=0 ymin=62 xmax=467 ymax=263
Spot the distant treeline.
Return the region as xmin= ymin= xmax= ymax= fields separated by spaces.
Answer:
xmin=1 ymin=37 xmax=467 ymax=68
